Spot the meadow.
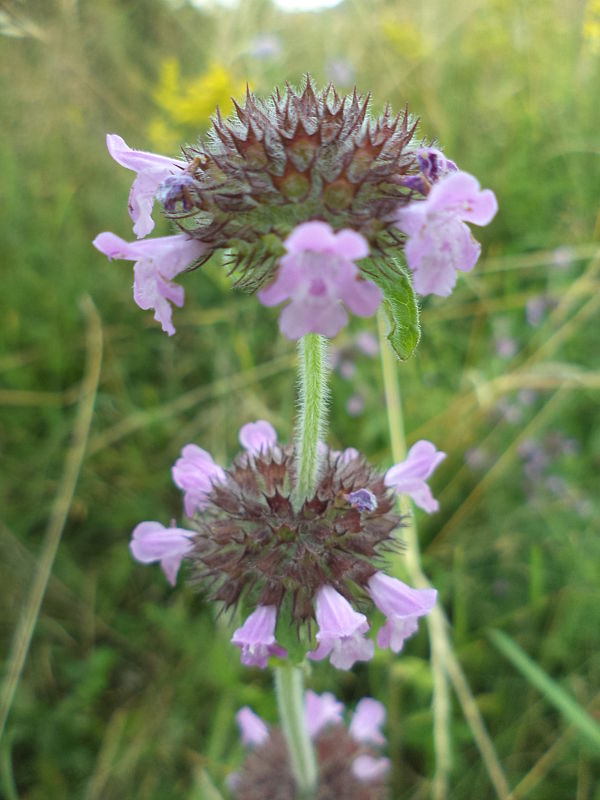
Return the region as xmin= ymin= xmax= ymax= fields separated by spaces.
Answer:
xmin=0 ymin=0 xmax=599 ymax=797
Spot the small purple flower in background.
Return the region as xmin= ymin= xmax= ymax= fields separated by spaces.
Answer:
xmin=248 ymin=33 xmax=282 ymax=59
xmin=394 ymin=171 xmax=498 ymax=296
xmin=239 ymin=419 xmax=278 ymax=454
xmin=354 ymin=330 xmax=379 ymax=357
xmin=384 ymin=439 xmax=446 ymax=513
xmin=346 ymin=392 xmax=366 ymax=417
xmin=308 ymin=585 xmax=374 ymax=670
xmin=526 ymin=295 xmax=549 ymax=327
xmin=106 ymin=134 xmax=186 ymax=238
xmin=352 ymin=755 xmax=391 ymax=783
xmin=552 ymin=245 xmax=574 ymax=269
xmin=129 ymin=521 xmax=194 ymax=586
xmin=368 ymin=572 xmax=437 ymax=653
xmin=326 ymin=58 xmax=355 ymax=86
xmin=231 ymin=605 xmax=288 ymax=669
xmin=236 ymin=707 xmax=270 ymax=747
xmin=257 ymin=221 xmax=382 ymax=339
xmin=495 ymin=336 xmax=518 ymax=359
xmin=304 ymin=690 xmax=345 ymax=738
xmin=172 ymin=444 xmax=226 ymax=517
xmin=93 ymin=232 xmax=206 ymax=335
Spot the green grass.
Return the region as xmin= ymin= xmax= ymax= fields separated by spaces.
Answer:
xmin=1 ymin=0 xmax=599 ymax=798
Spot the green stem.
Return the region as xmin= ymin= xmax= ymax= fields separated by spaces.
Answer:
xmin=274 ymin=665 xmax=318 ymax=797
xmin=294 ymin=333 xmax=328 ymax=506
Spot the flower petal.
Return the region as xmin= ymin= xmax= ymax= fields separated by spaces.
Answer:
xmin=239 ymin=420 xmax=278 ymax=455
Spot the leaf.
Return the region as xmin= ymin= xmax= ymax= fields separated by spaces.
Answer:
xmin=192 ymin=769 xmax=226 ymax=800
xmin=365 ymin=257 xmax=420 ymax=361
xmin=488 ymin=629 xmax=600 ymax=749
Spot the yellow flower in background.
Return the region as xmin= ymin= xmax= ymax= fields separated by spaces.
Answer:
xmin=148 ymin=59 xmax=247 ymax=151
xmin=583 ymin=0 xmax=600 ymax=54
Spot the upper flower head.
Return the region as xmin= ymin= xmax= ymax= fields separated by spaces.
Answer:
xmin=384 ymin=439 xmax=446 ymax=513
xmin=129 ymin=521 xmax=194 ymax=586
xmin=106 ymin=134 xmax=187 ymax=238
xmin=394 ymin=170 xmax=498 ymax=296
xmin=258 ymin=221 xmax=382 ymax=339
xmin=93 ymin=232 xmax=206 ymax=335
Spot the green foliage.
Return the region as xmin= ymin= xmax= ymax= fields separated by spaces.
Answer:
xmin=368 ymin=257 xmax=421 ymax=361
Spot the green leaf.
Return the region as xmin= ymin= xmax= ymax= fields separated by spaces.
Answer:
xmin=488 ymin=629 xmax=600 ymax=749
xmin=364 ymin=258 xmax=420 ymax=361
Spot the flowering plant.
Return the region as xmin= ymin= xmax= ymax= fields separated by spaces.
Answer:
xmin=93 ymin=76 xmax=497 ymax=798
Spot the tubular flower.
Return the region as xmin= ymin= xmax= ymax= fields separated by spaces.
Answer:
xmin=257 ymin=221 xmax=382 ymax=339
xmin=171 ymin=445 xmax=226 ymax=517
xmin=394 ymin=170 xmax=498 ymax=297
xmin=308 ymin=585 xmax=374 ymax=670
xmin=106 ymin=134 xmax=187 ymax=238
xmin=92 ymin=232 xmax=206 ymax=335
xmin=400 ymin=146 xmax=457 ymax=195
xmin=368 ymin=572 xmax=437 ymax=653
xmin=231 ymin=693 xmax=390 ymax=800
xmin=129 ymin=521 xmax=194 ymax=586
xmin=231 ymin=605 xmax=287 ymax=669
xmin=384 ymin=439 xmax=446 ymax=513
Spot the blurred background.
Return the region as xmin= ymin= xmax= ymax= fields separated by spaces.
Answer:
xmin=1 ymin=0 xmax=599 ymax=797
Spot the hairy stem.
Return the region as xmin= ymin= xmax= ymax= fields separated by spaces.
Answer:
xmin=274 ymin=665 xmax=318 ymax=797
xmin=294 ymin=333 xmax=328 ymax=506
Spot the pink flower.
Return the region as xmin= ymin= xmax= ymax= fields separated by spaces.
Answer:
xmin=304 ymin=690 xmax=345 ymax=739
xmin=257 ymin=221 xmax=382 ymax=339
xmin=93 ymin=232 xmax=206 ymax=335
xmin=384 ymin=440 xmax=446 ymax=513
xmin=368 ymin=572 xmax=437 ymax=653
xmin=352 ymin=755 xmax=391 ymax=783
xmin=231 ymin=605 xmax=287 ymax=669
xmin=401 ymin=147 xmax=458 ymax=194
xmin=349 ymin=698 xmax=386 ymax=745
xmin=239 ymin=420 xmax=278 ymax=455
xmin=171 ymin=445 xmax=226 ymax=517
xmin=129 ymin=521 xmax=194 ymax=586
xmin=308 ymin=585 xmax=374 ymax=670
xmin=395 ymin=171 xmax=498 ymax=296
xmin=106 ymin=134 xmax=186 ymax=238
xmin=235 ymin=707 xmax=270 ymax=747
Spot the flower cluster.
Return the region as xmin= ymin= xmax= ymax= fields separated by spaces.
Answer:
xmin=230 ymin=692 xmax=390 ymax=799
xmin=93 ymin=78 xmax=497 ymax=338
xmin=130 ymin=421 xmax=442 ymax=670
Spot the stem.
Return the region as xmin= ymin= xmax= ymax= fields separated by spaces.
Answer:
xmin=377 ymin=311 xmax=511 ymax=800
xmin=294 ymin=333 xmax=328 ymax=506
xmin=274 ymin=665 xmax=318 ymax=797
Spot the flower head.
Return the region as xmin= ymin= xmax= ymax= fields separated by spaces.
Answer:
xmin=231 ymin=605 xmax=287 ymax=669
xmin=106 ymin=134 xmax=186 ymax=238
xmin=394 ymin=170 xmax=498 ymax=296
xmin=308 ymin=585 xmax=375 ymax=670
xmin=93 ymin=232 xmax=206 ymax=335
xmin=129 ymin=521 xmax=194 ymax=585
xmin=258 ymin=221 xmax=382 ymax=339
xmin=232 ymin=693 xmax=389 ymax=799
xmin=384 ymin=439 xmax=446 ymax=513
xmin=368 ymin=571 xmax=437 ymax=653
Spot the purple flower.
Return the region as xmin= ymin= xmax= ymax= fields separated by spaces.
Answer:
xmin=106 ymin=134 xmax=186 ymax=238
xmin=368 ymin=572 xmax=437 ymax=653
xmin=401 ymin=147 xmax=458 ymax=194
xmin=231 ymin=605 xmax=287 ymax=669
xmin=394 ymin=171 xmax=498 ymax=296
xmin=349 ymin=698 xmax=386 ymax=745
xmin=354 ymin=330 xmax=379 ymax=357
xmin=308 ymin=585 xmax=374 ymax=670
xmin=93 ymin=232 xmax=206 ymax=335
xmin=172 ymin=444 xmax=226 ymax=517
xmin=304 ymin=690 xmax=345 ymax=739
xmin=348 ymin=488 xmax=378 ymax=513
xmin=239 ymin=420 xmax=278 ymax=455
xmin=129 ymin=521 xmax=194 ymax=586
xmin=384 ymin=440 xmax=446 ymax=513
xmin=346 ymin=393 xmax=365 ymax=417
xmin=257 ymin=221 xmax=382 ymax=339
xmin=236 ymin=707 xmax=270 ymax=747
xmin=495 ymin=336 xmax=518 ymax=359
xmin=352 ymin=755 xmax=391 ymax=783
